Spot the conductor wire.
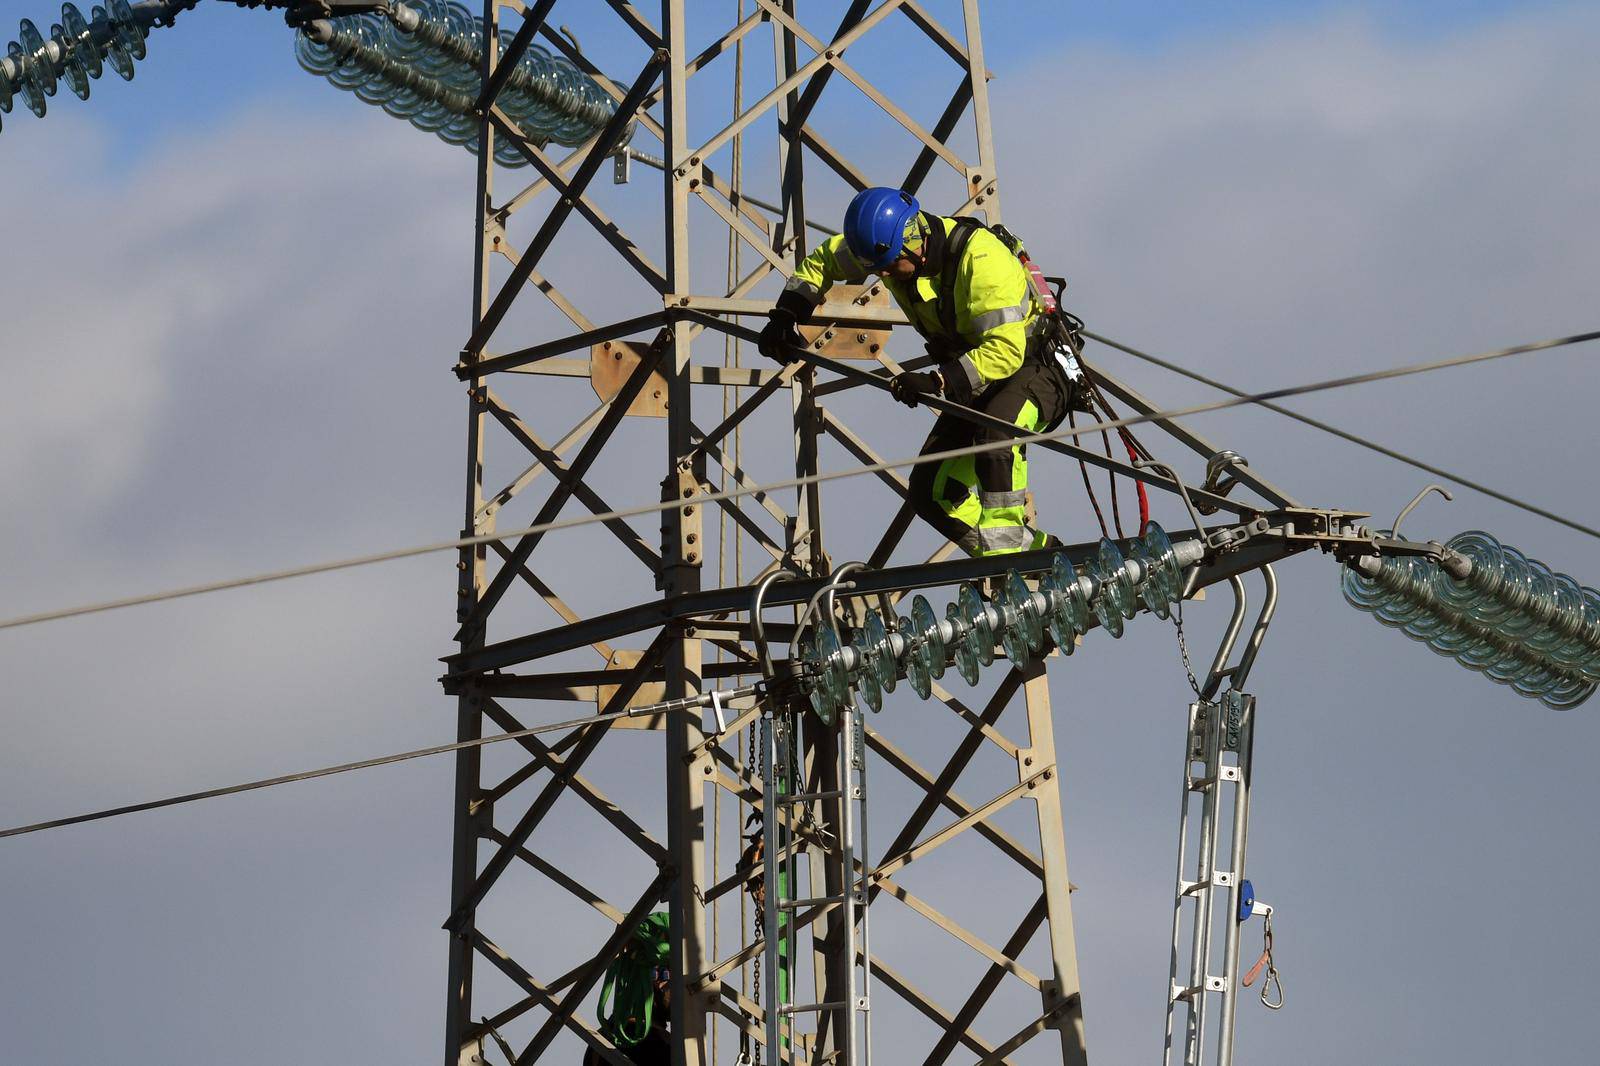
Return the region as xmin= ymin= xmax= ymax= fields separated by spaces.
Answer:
xmin=1085 ymin=329 xmax=1600 ymax=541
xmin=0 ymin=328 xmax=1595 ymax=635
xmin=0 ymin=705 xmax=664 ymax=840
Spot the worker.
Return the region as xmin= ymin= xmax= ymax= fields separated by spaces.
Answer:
xmin=759 ymin=187 xmax=1084 ymax=557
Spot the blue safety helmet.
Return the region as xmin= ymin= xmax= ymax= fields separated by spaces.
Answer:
xmin=843 ymin=187 xmax=921 ymax=270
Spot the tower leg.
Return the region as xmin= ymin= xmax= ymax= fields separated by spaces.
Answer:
xmin=1021 ymin=661 xmax=1088 ymax=1064
xmin=445 ymin=3 xmax=498 ymax=1060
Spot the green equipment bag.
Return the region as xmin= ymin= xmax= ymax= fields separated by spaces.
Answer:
xmin=597 ymin=912 xmax=673 ymax=1048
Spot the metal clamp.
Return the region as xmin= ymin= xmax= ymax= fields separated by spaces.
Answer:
xmin=1196 ymin=450 xmax=1248 ymax=514
xmin=710 ymin=689 xmax=730 ymax=735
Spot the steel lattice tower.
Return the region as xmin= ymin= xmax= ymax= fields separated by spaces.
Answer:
xmin=438 ymin=4 xmax=1303 ymax=1065
xmin=440 ymin=4 xmax=1098 ymax=1064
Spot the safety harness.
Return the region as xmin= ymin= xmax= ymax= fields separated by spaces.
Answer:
xmin=935 ymin=217 xmax=1080 ymax=427
xmin=935 ymin=216 xmax=1152 ymax=532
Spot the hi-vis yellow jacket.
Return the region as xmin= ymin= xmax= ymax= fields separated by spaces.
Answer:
xmin=781 ymin=215 xmax=1041 ymax=398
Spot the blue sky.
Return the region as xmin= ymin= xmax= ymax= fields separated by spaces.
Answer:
xmin=2 ymin=2 xmax=1598 ymax=1064
xmin=987 ymin=0 xmax=1553 ymax=57
xmin=8 ymin=1 xmax=1581 ymax=166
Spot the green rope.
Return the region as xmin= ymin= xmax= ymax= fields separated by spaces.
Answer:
xmin=597 ymin=912 xmax=673 ymax=1048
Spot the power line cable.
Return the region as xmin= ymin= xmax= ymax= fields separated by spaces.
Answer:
xmin=2 ymin=330 xmax=1596 ymax=840
xmin=1085 ymin=330 xmax=1600 ymax=542
xmin=0 ymin=704 xmax=671 ymax=841
xmin=0 ymin=329 xmax=1594 ymax=635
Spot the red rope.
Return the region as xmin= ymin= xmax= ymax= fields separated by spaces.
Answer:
xmin=1119 ymin=426 xmax=1151 ymax=531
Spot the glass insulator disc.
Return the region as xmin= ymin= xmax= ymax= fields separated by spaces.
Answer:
xmin=109 ymin=0 xmax=146 ymax=60
xmin=51 ymin=23 xmax=91 ymax=100
xmin=1044 ymin=555 xmax=1083 ymax=653
xmin=1003 ymin=570 xmax=1042 ymax=664
xmin=948 ymin=601 xmax=980 ymax=685
xmin=1100 ymin=538 xmax=1136 ymax=620
xmin=18 ymin=20 xmax=57 ymax=98
xmin=911 ymin=594 xmax=945 ymax=681
xmin=853 ymin=636 xmax=883 ymax=713
xmin=865 ymin=610 xmax=895 ymax=694
xmin=1143 ymin=521 xmax=1179 ymax=618
xmin=1541 ymin=676 xmax=1596 ymax=710
xmin=1340 ymin=559 xmax=1389 ymax=613
xmin=63 ymin=4 xmax=102 ymax=81
xmin=494 ymin=140 xmax=529 ymax=168
xmin=999 ymin=579 xmax=1028 ymax=667
xmin=1009 ymin=571 xmax=1044 ymax=653
xmin=96 ymin=7 xmax=137 ymax=83
xmin=294 ymin=29 xmax=341 ymax=76
xmin=800 ymin=633 xmax=832 ymax=722
xmin=817 ymin=625 xmax=848 ymax=706
xmin=900 ymin=616 xmax=932 ymax=699
xmin=958 ymin=582 xmax=994 ymax=668
xmin=9 ymin=40 xmax=48 ymax=117
xmin=1088 ymin=545 xmax=1125 ymax=638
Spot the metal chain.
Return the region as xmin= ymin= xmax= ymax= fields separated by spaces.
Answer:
xmin=751 ymin=903 xmax=764 ymax=1066
xmin=1173 ymin=596 xmax=1202 ymax=697
xmin=747 ymin=701 xmax=763 ymax=1066
xmin=1258 ymin=911 xmax=1284 ymax=1010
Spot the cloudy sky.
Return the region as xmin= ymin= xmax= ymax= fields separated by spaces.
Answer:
xmin=1 ymin=2 xmax=1597 ymax=1064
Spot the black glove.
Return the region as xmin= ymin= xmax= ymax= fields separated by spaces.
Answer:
xmin=759 ymin=310 xmax=804 ymax=363
xmin=889 ymin=370 xmax=943 ymax=408
xmin=758 ymin=290 xmax=815 ymax=363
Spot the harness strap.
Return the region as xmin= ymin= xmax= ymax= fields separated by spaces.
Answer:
xmin=935 ymin=218 xmax=1080 ymax=430
xmin=937 ymin=217 xmax=985 ymax=342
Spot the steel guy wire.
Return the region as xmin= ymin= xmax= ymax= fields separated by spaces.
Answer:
xmin=1084 ymin=330 xmax=1600 ymax=542
xmin=0 ymin=328 xmax=1595 ymax=635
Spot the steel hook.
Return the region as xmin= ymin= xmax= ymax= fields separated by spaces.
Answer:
xmin=1136 ymin=459 xmax=1208 ymax=539
xmin=752 ymin=569 xmax=802 ymax=679
xmin=1392 ymin=483 xmax=1454 ymax=538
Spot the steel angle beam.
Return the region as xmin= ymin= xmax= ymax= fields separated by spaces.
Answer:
xmin=1084 ymin=355 xmax=1304 ymax=509
xmin=445 ymin=524 xmax=1307 ymax=674
xmin=685 ymin=312 xmax=1256 ymax=515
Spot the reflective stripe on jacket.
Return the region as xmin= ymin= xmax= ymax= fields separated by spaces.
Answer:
xmin=782 ymin=215 xmax=1040 ymax=395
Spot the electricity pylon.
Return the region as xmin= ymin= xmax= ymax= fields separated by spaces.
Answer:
xmin=436 ymin=4 xmax=1113 ymax=1064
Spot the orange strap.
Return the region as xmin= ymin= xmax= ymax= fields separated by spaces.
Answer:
xmin=1242 ymin=949 xmax=1269 ymax=988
